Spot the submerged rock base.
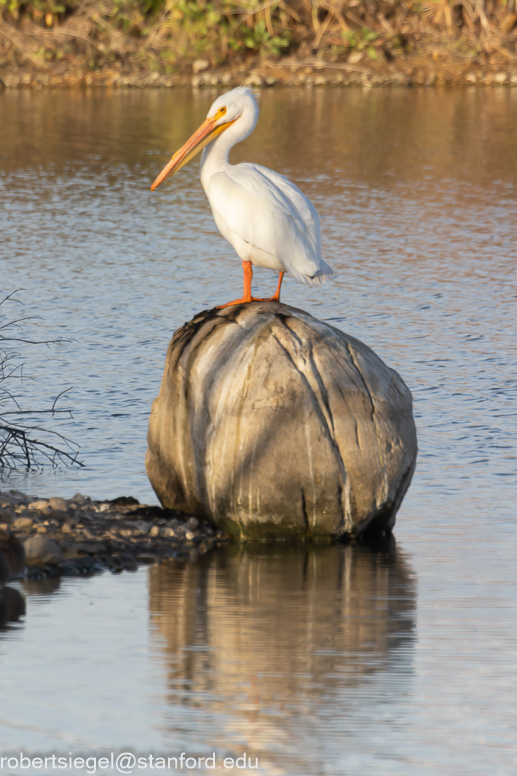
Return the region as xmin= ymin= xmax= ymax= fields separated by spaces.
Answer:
xmin=146 ymin=302 xmax=418 ymax=542
xmin=0 ymin=490 xmax=227 ymax=580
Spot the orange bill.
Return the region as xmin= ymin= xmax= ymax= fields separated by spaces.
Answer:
xmin=151 ymin=117 xmax=236 ymax=191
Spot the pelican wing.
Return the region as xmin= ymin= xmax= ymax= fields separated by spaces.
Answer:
xmin=208 ymin=163 xmax=332 ymax=283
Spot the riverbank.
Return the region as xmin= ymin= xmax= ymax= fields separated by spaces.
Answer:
xmin=0 ymin=489 xmax=228 ymax=580
xmin=1 ymin=1 xmax=517 ymax=89
xmin=2 ymin=52 xmax=517 ymax=89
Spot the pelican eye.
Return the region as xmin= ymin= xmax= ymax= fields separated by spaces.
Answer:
xmin=215 ymin=107 xmax=227 ymax=120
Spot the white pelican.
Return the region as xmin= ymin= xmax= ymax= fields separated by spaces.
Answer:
xmin=151 ymin=86 xmax=333 ymax=307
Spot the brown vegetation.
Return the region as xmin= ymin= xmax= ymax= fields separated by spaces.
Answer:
xmin=0 ymin=1 xmax=516 ymax=86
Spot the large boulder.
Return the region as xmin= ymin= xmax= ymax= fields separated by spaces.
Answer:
xmin=146 ymin=302 xmax=417 ymax=541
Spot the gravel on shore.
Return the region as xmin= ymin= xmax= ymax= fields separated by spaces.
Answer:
xmin=1 ymin=56 xmax=517 ymax=90
xmin=0 ymin=488 xmax=228 ymax=580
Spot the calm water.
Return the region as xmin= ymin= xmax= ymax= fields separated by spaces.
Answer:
xmin=0 ymin=87 xmax=516 ymax=774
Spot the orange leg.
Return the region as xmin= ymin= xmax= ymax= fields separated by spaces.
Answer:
xmin=270 ymin=271 xmax=284 ymax=302
xmin=217 ymin=262 xmax=284 ymax=309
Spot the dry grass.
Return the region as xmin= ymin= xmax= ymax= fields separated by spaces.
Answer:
xmin=0 ymin=0 xmax=516 ymax=75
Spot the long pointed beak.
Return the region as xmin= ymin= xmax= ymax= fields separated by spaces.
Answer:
xmin=151 ymin=117 xmax=236 ymax=191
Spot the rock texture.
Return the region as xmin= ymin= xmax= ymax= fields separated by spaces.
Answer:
xmin=23 ymin=535 xmax=62 ymax=566
xmin=146 ymin=302 xmax=418 ymax=541
xmin=0 ymin=489 xmax=227 ymax=579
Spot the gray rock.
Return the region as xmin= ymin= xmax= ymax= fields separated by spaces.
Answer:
xmin=186 ymin=517 xmax=199 ymax=531
xmin=28 ymin=500 xmax=50 ymax=511
xmin=48 ymin=497 xmax=68 ymax=512
xmin=0 ymin=508 xmax=14 ymax=524
xmin=71 ymin=493 xmax=89 ymax=505
xmin=13 ymin=517 xmax=34 ymax=530
xmin=9 ymin=490 xmax=28 ymax=503
xmin=73 ymin=541 xmax=107 ymax=554
xmin=0 ymin=531 xmax=26 ymax=581
xmin=24 ymin=536 xmax=62 ymax=565
xmin=146 ymin=302 xmax=417 ymax=541
xmin=1 ymin=493 xmax=24 ymax=506
xmin=131 ymin=521 xmax=150 ymax=535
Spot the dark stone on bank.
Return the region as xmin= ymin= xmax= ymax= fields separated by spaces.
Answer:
xmin=0 ymin=488 xmax=229 ymax=580
xmin=109 ymin=496 xmax=140 ymax=507
xmin=0 ymin=530 xmax=26 ymax=585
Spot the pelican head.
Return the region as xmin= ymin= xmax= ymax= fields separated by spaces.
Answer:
xmin=151 ymin=87 xmax=258 ymax=191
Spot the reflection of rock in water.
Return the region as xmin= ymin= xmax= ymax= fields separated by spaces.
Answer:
xmin=0 ymin=532 xmax=26 ymax=631
xmin=0 ymin=587 xmax=26 ymax=630
xmin=21 ymin=576 xmax=61 ymax=597
xmin=148 ymin=542 xmax=416 ymax=766
xmin=0 ymin=576 xmax=61 ymax=634
xmin=0 ymin=530 xmax=26 ymax=585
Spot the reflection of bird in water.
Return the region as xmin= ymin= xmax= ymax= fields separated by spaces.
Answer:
xmin=151 ymin=87 xmax=333 ymax=307
xmin=0 ymin=530 xmax=26 ymax=586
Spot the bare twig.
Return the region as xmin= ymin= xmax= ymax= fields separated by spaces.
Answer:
xmin=0 ymin=292 xmax=83 ymax=472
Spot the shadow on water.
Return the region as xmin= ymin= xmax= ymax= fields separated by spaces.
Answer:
xmin=148 ymin=540 xmax=416 ymax=768
xmin=0 ymin=586 xmax=26 ymax=631
xmin=0 ymin=576 xmax=61 ymax=634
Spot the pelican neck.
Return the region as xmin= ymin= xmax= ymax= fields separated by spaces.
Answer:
xmin=200 ymin=105 xmax=258 ymax=190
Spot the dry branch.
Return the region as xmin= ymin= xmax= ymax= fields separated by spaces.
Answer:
xmin=0 ymin=292 xmax=83 ymax=473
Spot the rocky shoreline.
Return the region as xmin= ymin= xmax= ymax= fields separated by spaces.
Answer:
xmin=2 ymin=55 xmax=517 ymax=90
xmin=0 ymin=489 xmax=228 ymax=581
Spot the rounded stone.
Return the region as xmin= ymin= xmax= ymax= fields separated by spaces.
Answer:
xmin=146 ymin=303 xmax=418 ymax=541
xmin=28 ymin=500 xmax=50 ymax=511
xmin=48 ymin=497 xmax=68 ymax=512
xmin=13 ymin=517 xmax=34 ymax=530
xmin=23 ymin=535 xmax=62 ymax=566
xmin=9 ymin=490 xmax=28 ymax=503
xmin=193 ymin=58 xmax=210 ymax=74
xmin=71 ymin=493 xmax=89 ymax=505
xmin=0 ymin=508 xmax=14 ymax=524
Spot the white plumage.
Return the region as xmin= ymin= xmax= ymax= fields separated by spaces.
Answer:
xmin=151 ymin=86 xmax=333 ymax=306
